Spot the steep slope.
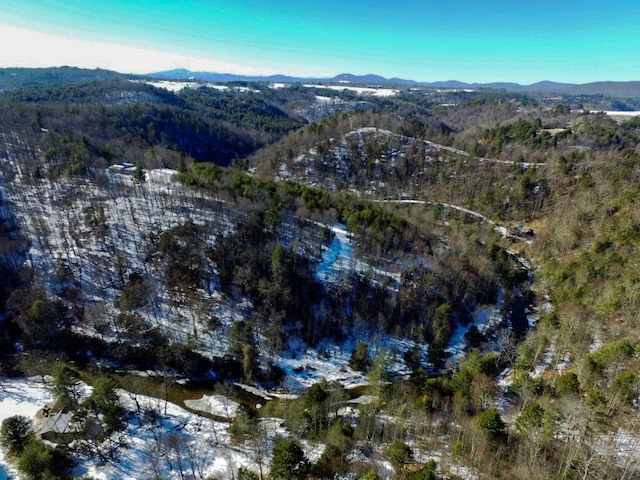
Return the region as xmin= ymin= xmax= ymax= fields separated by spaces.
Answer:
xmin=0 ymin=112 xmax=531 ymax=386
xmin=0 ymin=79 xmax=307 ymax=168
xmin=245 ymin=90 xmax=640 ymax=474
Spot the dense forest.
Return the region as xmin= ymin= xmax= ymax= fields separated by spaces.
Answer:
xmin=2 ymin=69 xmax=640 ymax=479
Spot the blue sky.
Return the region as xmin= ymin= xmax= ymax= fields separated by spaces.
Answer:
xmin=1 ymin=0 xmax=639 ymax=83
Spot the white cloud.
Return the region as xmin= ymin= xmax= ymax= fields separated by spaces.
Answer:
xmin=0 ymin=23 xmax=266 ymax=75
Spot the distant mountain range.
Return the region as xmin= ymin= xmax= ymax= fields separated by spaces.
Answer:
xmin=1 ymin=67 xmax=639 ymax=98
xmin=150 ymin=69 xmax=640 ymax=97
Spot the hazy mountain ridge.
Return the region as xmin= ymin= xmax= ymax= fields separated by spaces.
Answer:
xmin=150 ymin=68 xmax=640 ymax=97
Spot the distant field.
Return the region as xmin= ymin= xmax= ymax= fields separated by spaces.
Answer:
xmin=596 ymin=110 xmax=640 ymax=121
xmin=541 ymin=128 xmax=570 ymax=135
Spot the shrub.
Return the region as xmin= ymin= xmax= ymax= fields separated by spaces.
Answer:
xmin=386 ymin=439 xmax=413 ymax=472
xmin=117 ymin=273 xmax=152 ymax=311
xmin=410 ymin=460 xmax=438 ymax=480
xmin=269 ymin=438 xmax=310 ymax=480
xmin=18 ymin=440 xmax=74 ymax=480
xmin=515 ymin=402 xmax=545 ymax=432
xmin=477 ymin=407 xmax=507 ymax=442
xmin=555 ymin=371 xmax=580 ymax=396
xmin=359 ymin=470 xmax=383 ymax=480
xmin=1 ymin=415 xmax=33 ymax=456
xmin=349 ymin=342 xmax=372 ymax=372
xmin=613 ymin=371 xmax=638 ymax=406
xmin=228 ymin=403 xmax=259 ymax=443
xmin=237 ymin=466 xmax=258 ymax=480
xmin=50 ymin=362 xmax=83 ymax=403
xmin=586 ymin=338 xmax=635 ymax=372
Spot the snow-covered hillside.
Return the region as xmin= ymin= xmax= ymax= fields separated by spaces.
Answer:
xmin=0 ymin=153 xmax=401 ymax=387
xmin=0 ymin=133 xmax=538 ymax=381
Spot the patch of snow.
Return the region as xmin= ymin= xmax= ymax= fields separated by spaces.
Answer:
xmin=596 ymin=429 xmax=640 ymax=469
xmin=207 ymin=85 xmax=230 ymax=91
xmin=495 ymin=225 xmax=508 ymax=237
xmin=349 ymin=126 xmax=395 ymax=136
xmin=531 ymin=336 xmax=557 ymax=378
xmin=147 ymin=168 xmax=178 ymax=184
xmin=556 ymin=351 xmax=571 ymax=374
xmin=315 ymin=95 xmax=334 ymax=104
xmin=315 ymin=223 xmax=353 ymax=284
xmin=184 ymin=394 xmax=239 ymax=419
xmin=234 ymin=383 xmax=274 ymax=402
xmin=140 ymin=80 xmax=256 ymax=94
xmin=590 ymin=333 xmax=603 ymax=352
xmin=497 ymin=368 xmax=513 ymax=389
xmin=348 ymin=395 xmax=375 ymax=405
xmin=276 ymin=162 xmax=290 ymax=180
xmin=142 ymin=80 xmax=201 ymax=92
xmin=592 ymin=110 xmax=640 ymax=117
xmin=276 ymin=343 xmax=364 ymax=392
xmin=78 ymin=391 xmax=258 ymax=480
xmin=447 ymin=287 xmax=505 ymax=362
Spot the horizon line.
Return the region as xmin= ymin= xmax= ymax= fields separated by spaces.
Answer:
xmin=5 ymin=65 xmax=639 ymax=88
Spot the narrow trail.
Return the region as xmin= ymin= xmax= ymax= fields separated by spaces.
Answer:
xmin=424 ymin=139 xmax=547 ymax=168
xmin=377 ymin=198 xmax=534 ymax=256
xmin=348 ymin=127 xmax=548 ymax=167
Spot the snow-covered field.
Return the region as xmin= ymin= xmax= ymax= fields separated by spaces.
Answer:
xmin=592 ymin=110 xmax=640 ymax=117
xmin=141 ymin=80 xmax=202 ymax=92
xmin=303 ymin=84 xmax=399 ymax=97
xmin=140 ymin=80 xmax=257 ymax=93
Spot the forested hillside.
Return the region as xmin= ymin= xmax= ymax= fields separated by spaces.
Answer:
xmin=1 ymin=70 xmax=640 ymax=479
xmin=0 ymin=67 xmax=136 ymax=92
